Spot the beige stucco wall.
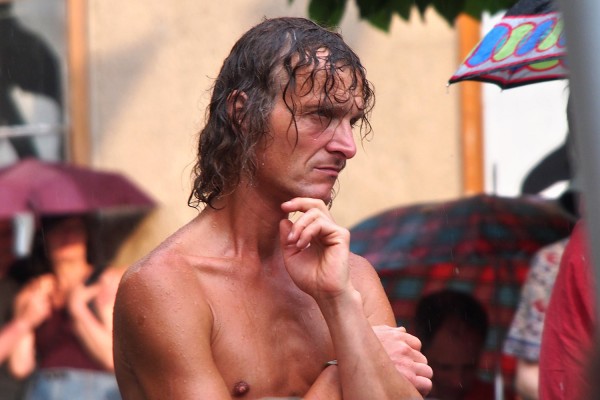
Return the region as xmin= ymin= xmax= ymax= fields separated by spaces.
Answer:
xmin=87 ymin=0 xmax=462 ymax=266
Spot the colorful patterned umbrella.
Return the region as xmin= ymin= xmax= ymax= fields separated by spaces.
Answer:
xmin=349 ymin=194 xmax=575 ymax=385
xmin=448 ymin=0 xmax=567 ymax=89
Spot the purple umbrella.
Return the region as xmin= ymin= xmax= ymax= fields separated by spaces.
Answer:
xmin=0 ymin=158 xmax=154 ymax=218
xmin=0 ymin=158 xmax=156 ymax=267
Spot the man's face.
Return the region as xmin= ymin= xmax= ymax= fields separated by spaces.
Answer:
xmin=254 ymin=59 xmax=365 ymax=204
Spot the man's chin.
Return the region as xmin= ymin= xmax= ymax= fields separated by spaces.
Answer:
xmin=312 ymin=194 xmax=334 ymax=208
xmin=290 ymin=190 xmax=334 ymax=206
xmin=307 ymin=185 xmax=336 ymax=206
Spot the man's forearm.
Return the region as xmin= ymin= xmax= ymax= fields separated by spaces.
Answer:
xmin=304 ymin=364 xmax=342 ymax=400
xmin=317 ymin=289 xmax=422 ymax=400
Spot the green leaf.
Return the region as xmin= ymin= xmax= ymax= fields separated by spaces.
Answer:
xmin=292 ymin=0 xmax=522 ymax=30
xmin=414 ymin=0 xmax=431 ymax=19
xmin=366 ymin=8 xmax=393 ymax=31
xmin=391 ymin=0 xmax=412 ymax=21
xmin=308 ymin=0 xmax=347 ymax=28
xmin=463 ymin=0 xmax=518 ymax=19
xmin=355 ymin=0 xmax=388 ymax=18
xmin=432 ymin=0 xmax=467 ymax=26
xmin=355 ymin=0 xmax=395 ymax=31
xmin=485 ymin=0 xmax=519 ymax=15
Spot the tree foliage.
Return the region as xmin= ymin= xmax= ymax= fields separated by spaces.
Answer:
xmin=291 ymin=0 xmax=519 ymax=31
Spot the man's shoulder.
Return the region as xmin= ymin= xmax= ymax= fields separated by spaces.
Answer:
xmin=348 ymin=254 xmax=384 ymax=287
xmin=113 ymin=232 xmax=216 ymax=330
xmin=119 ymin=239 xmax=184 ymax=287
xmin=348 ymin=251 xmax=371 ymax=263
xmin=117 ymin=224 xmax=234 ymax=302
xmin=120 ymin=221 xmax=215 ymax=282
xmin=348 ymin=252 xmax=376 ymax=273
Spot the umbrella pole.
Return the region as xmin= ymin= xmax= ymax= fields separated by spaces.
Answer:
xmin=557 ymin=0 xmax=600 ymax=382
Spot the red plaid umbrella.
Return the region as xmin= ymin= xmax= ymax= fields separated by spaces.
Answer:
xmin=350 ymin=194 xmax=575 ymax=386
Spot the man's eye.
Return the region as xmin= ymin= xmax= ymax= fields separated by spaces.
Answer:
xmin=314 ymin=109 xmax=333 ymax=118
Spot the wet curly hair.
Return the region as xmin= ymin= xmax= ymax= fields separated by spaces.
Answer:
xmin=188 ymin=17 xmax=374 ymax=209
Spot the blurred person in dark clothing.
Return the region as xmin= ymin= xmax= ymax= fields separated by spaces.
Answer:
xmin=414 ymin=289 xmax=516 ymax=400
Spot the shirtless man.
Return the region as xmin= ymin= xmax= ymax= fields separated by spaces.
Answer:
xmin=113 ymin=17 xmax=433 ymax=399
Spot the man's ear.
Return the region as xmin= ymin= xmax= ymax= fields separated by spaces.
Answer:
xmin=226 ymin=90 xmax=248 ymax=128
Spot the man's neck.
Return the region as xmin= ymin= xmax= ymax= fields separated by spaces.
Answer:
xmin=204 ymin=183 xmax=290 ymax=263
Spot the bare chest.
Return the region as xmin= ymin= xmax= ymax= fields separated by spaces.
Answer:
xmin=208 ymin=281 xmax=334 ymax=398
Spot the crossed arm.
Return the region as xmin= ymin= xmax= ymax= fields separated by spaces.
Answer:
xmin=280 ymin=197 xmax=432 ymax=399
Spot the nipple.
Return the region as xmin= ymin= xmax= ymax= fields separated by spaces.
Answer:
xmin=232 ymin=381 xmax=250 ymax=397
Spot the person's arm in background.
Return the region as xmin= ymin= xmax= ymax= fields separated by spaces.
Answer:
xmin=0 ymin=290 xmax=50 ymax=362
xmin=68 ymin=267 xmax=123 ymax=370
xmin=515 ymin=360 xmax=539 ymax=400
xmin=7 ymin=275 xmax=54 ymax=378
xmin=504 ymin=238 xmax=567 ymax=400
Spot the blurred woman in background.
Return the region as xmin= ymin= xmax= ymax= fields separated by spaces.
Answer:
xmin=7 ymin=214 xmax=122 ymax=400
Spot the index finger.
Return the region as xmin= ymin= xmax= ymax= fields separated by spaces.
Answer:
xmin=281 ymin=197 xmax=330 ymax=214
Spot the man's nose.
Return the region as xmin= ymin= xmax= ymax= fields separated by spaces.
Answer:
xmin=327 ymin=120 xmax=357 ymax=159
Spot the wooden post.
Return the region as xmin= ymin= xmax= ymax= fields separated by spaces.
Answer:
xmin=456 ymin=14 xmax=484 ymax=195
xmin=66 ymin=0 xmax=90 ymax=165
